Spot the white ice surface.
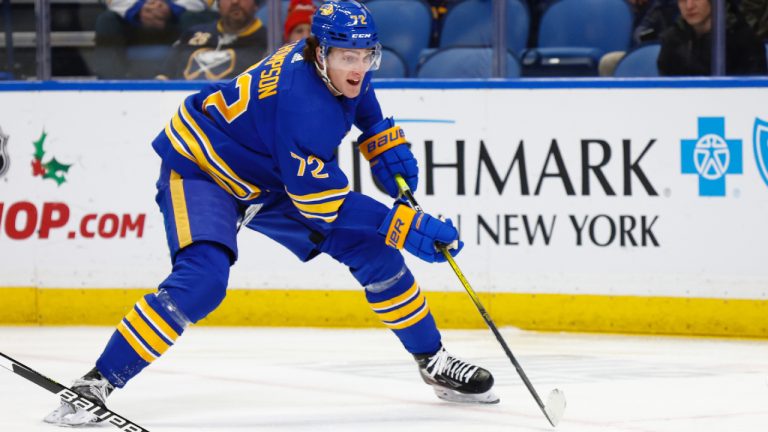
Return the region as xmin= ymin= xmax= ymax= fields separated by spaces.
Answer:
xmin=1 ymin=326 xmax=767 ymax=432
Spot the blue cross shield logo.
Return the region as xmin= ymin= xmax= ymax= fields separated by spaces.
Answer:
xmin=681 ymin=117 xmax=742 ymax=196
xmin=753 ymin=118 xmax=768 ymax=189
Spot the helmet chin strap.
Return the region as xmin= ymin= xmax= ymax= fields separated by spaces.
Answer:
xmin=315 ymin=53 xmax=343 ymax=97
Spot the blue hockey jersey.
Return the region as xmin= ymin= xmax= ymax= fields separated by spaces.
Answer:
xmin=152 ymin=40 xmax=385 ymax=227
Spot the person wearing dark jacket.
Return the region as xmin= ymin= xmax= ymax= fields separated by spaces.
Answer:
xmin=658 ymin=0 xmax=767 ymax=75
xmin=740 ymin=0 xmax=768 ymax=40
xmin=157 ymin=0 xmax=267 ymax=80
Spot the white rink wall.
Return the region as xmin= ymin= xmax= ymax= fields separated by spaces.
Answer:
xmin=0 ymin=80 xmax=767 ymax=336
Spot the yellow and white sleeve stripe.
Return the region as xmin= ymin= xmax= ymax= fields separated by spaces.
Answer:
xmin=286 ymin=185 xmax=350 ymax=223
xmin=164 ymin=103 xmax=261 ymax=200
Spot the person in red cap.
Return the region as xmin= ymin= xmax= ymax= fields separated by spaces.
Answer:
xmin=284 ymin=0 xmax=316 ymax=42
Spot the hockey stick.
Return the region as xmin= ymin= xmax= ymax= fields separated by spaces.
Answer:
xmin=237 ymin=203 xmax=262 ymax=232
xmin=0 ymin=351 xmax=150 ymax=432
xmin=394 ymin=175 xmax=566 ymax=428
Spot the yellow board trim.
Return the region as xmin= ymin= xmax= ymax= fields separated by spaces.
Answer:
xmin=117 ymin=321 xmax=157 ymax=363
xmin=0 ymin=287 xmax=37 ymax=323
xmin=169 ymin=171 xmax=193 ymax=249
xmin=125 ymin=308 xmax=171 ymax=355
xmin=2 ymin=287 xmax=768 ymax=338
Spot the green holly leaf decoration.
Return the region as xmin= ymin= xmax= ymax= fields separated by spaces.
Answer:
xmin=33 ymin=131 xmax=47 ymax=161
xmin=42 ymin=157 xmax=72 ymax=185
xmin=31 ymin=130 xmax=73 ymax=185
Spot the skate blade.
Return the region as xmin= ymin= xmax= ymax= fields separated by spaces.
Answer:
xmin=431 ymin=386 xmax=500 ymax=404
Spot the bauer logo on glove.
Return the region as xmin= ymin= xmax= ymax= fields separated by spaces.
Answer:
xmin=384 ymin=204 xmax=417 ymax=249
xmin=379 ymin=204 xmax=464 ymax=263
xmin=360 ymin=126 xmax=406 ymax=159
xmin=358 ymin=117 xmax=418 ymax=198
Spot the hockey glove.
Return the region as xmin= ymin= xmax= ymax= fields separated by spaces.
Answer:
xmin=358 ymin=117 xmax=418 ymax=198
xmin=378 ymin=204 xmax=464 ymax=263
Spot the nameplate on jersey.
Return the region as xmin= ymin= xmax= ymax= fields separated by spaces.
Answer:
xmin=258 ymin=42 xmax=297 ymax=100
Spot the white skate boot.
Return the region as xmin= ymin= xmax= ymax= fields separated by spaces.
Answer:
xmin=44 ymin=367 xmax=114 ymax=427
xmin=415 ymin=346 xmax=499 ymax=404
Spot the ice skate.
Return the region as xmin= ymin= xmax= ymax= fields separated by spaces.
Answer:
xmin=415 ymin=346 xmax=499 ymax=404
xmin=44 ymin=367 xmax=114 ymax=427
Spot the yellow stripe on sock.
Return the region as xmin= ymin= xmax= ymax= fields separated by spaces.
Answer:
xmin=138 ymin=297 xmax=180 ymax=342
xmin=117 ymin=321 xmax=157 ymax=363
xmin=375 ymin=293 xmax=426 ymax=322
xmin=125 ymin=308 xmax=171 ymax=355
xmin=369 ymin=282 xmax=419 ymax=311
xmin=386 ymin=303 xmax=431 ymax=330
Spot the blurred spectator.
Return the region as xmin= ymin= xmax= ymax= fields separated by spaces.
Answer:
xmin=599 ymin=0 xmax=679 ymax=76
xmin=284 ymin=0 xmax=316 ymax=43
xmin=658 ymin=0 xmax=767 ymax=75
xmin=93 ymin=0 xmax=209 ymax=78
xmin=157 ymin=0 xmax=267 ymax=80
xmin=427 ymin=0 xmax=461 ymax=47
xmin=740 ymin=0 xmax=768 ymax=39
xmin=634 ymin=0 xmax=680 ymax=43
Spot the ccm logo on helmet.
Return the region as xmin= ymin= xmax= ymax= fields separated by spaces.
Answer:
xmin=352 ymin=33 xmax=372 ymax=38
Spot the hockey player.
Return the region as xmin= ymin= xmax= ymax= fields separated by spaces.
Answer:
xmin=45 ymin=1 xmax=497 ymax=426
